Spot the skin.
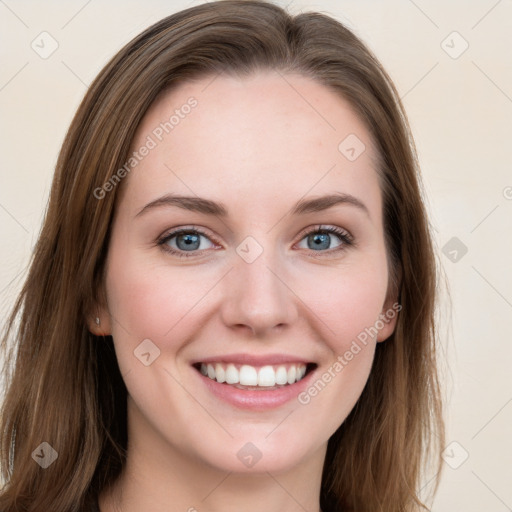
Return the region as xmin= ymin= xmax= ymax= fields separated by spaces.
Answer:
xmin=91 ymin=70 xmax=398 ymax=512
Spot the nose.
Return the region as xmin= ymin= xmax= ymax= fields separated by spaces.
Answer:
xmin=219 ymin=245 xmax=299 ymax=337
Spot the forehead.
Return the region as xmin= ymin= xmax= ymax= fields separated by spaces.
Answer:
xmin=121 ymin=71 xmax=382 ymax=220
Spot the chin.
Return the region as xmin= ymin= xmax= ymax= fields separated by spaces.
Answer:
xmin=187 ymin=429 xmax=321 ymax=475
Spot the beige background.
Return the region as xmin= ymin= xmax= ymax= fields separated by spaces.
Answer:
xmin=1 ymin=0 xmax=511 ymax=510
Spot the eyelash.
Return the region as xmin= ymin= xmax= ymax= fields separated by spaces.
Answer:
xmin=157 ymin=225 xmax=354 ymax=259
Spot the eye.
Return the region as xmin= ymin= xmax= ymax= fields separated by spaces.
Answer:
xmin=295 ymin=225 xmax=354 ymax=254
xmin=157 ymin=224 xmax=354 ymax=258
xmin=158 ymin=227 xmax=218 ymax=258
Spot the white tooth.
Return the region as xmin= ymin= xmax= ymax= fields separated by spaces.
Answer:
xmin=296 ymin=365 xmax=304 ymax=382
xmin=207 ymin=364 xmax=215 ymax=379
xmin=299 ymin=365 xmax=307 ymax=379
xmin=200 ymin=363 xmax=208 ymax=376
xmin=215 ymin=363 xmax=226 ymax=383
xmin=275 ymin=366 xmax=288 ymax=385
xmin=258 ymin=365 xmax=276 ymax=387
xmin=239 ymin=365 xmax=258 ymax=386
xmin=225 ymin=364 xmax=239 ymax=384
xmin=287 ymin=366 xmax=297 ymax=384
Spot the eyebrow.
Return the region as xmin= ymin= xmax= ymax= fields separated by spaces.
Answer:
xmin=135 ymin=192 xmax=370 ymax=219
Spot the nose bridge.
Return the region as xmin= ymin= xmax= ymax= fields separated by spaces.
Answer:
xmin=220 ymin=236 xmax=297 ymax=335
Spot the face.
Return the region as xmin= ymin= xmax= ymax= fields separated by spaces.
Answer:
xmin=93 ymin=71 xmax=398 ymax=475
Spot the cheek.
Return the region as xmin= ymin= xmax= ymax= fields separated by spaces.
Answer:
xmin=104 ymin=248 xmax=220 ymax=357
xmin=294 ymin=258 xmax=389 ymax=353
xmin=295 ymin=265 xmax=387 ymax=429
xmin=287 ymin=256 xmax=388 ymax=420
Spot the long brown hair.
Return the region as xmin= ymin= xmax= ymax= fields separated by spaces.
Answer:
xmin=0 ymin=1 xmax=445 ymax=510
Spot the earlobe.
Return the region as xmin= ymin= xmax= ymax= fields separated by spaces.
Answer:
xmin=87 ymin=310 xmax=112 ymax=336
xmin=376 ymin=298 xmax=401 ymax=343
xmin=377 ymin=266 xmax=402 ymax=343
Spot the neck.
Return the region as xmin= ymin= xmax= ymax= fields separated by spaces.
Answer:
xmin=99 ymin=400 xmax=326 ymax=512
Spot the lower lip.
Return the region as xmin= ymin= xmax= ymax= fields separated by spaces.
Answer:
xmin=195 ymin=367 xmax=316 ymax=410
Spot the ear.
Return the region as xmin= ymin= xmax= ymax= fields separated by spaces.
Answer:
xmin=87 ymin=306 xmax=112 ymax=336
xmin=376 ymin=294 xmax=401 ymax=343
xmin=87 ymin=278 xmax=113 ymax=336
xmin=376 ymin=262 xmax=402 ymax=343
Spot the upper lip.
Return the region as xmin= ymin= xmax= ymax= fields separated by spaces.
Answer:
xmin=191 ymin=353 xmax=314 ymax=366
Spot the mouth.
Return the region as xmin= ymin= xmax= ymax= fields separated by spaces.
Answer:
xmin=191 ymin=353 xmax=318 ymax=409
xmin=192 ymin=361 xmax=317 ymax=391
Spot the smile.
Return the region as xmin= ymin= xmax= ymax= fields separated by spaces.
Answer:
xmin=192 ymin=354 xmax=318 ymax=409
xmin=197 ymin=362 xmax=310 ymax=388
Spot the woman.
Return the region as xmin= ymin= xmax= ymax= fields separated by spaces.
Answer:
xmin=0 ymin=1 xmax=445 ymax=510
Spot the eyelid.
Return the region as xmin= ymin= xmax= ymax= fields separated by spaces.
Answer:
xmin=295 ymin=224 xmax=353 ymax=243
xmin=158 ymin=225 xmax=216 ymax=243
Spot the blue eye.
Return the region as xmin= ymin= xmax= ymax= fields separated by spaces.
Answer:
xmin=296 ymin=225 xmax=353 ymax=252
xmin=158 ymin=227 xmax=216 ymax=257
xmin=157 ymin=225 xmax=354 ymax=258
